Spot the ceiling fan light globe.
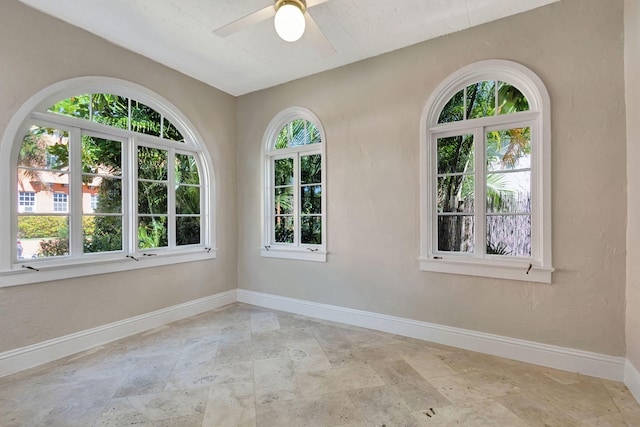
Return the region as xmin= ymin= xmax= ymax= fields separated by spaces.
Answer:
xmin=274 ymin=3 xmax=305 ymax=42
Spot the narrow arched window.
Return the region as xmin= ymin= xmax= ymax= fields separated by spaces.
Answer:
xmin=1 ymin=77 xmax=215 ymax=286
xmin=262 ymin=107 xmax=326 ymax=262
xmin=420 ymin=60 xmax=553 ymax=282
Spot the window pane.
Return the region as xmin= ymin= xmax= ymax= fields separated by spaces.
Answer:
xmin=467 ymin=81 xmax=496 ymax=119
xmin=131 ymin=100 xmax=161 ymax=137
xmin=498 ymin=81 xmax=529 ymax=114
xmin=274 ymin=187 xmax=294 ymax=215
xmin=176 ymin=185 xmax=200 ymax=214
xmin=18 ymin=215 xmax=69 ymax=258
xmin=437 ymin=175 xmax=474 ymax=213
xmin=301 ymin=185 xmax=322 ymax=214
xmin=486 ymin=172 xmax=531 ymax=214
xmin=437 ymin=215 xmax=474 ymax=253
xmin=82 ymin=135 xmax=122 ymax=176
xmin=163 ymin=118 xmax=185 ymax=142
xmin=48 ymin=95 xmax=91 ymax=119
xmin=275 ymin=119 xmax=320 ymax=149
xmin=138 ymin=146 xmax=168 ymax=180
xmin=175 ymin=154 xmax=200 ymax=184
xmin=19 ymin=126 xmax=69 ymax=171
xmin=53 ymin=193 xmax=68 ymax=212
xmin=487 ymin=215 xmax=531 ymax=257
xmin=486 ymin=127 xmax=531 ymax=171
xmin=438 ymin=89 xmax=464 ymax=124
xmin=274 ymin=158 xmax=294 ymax=186
xmin=301 ymin=154 xmax=321 ymax=184
xmin=92 ymin=94 xmax=129 ymax=129
xmin=437 ymin=134 xmax=474 ymax=174
xmin=176 ymin=216 xmax=200 ymax=246
xmin=138 ymin=216 xmax=168 ymax=249
xmin=138 ymin=182 xmax=167 ymax=214
xmin=83 ymin=216 xmax=122 ymax=253
xmin=18 ymin=191 xmax=36 ymax=213
xmin=301 ymin=216 xmax=322 ymax=244
xmin=84 ymin=177 xmax=122 ymax=214
xmin=274 ymin=216 xmax=294 ymax=243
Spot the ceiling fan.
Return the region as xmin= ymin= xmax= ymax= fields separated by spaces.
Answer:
xmin=213 ymin=0 xmax=336 ymax=56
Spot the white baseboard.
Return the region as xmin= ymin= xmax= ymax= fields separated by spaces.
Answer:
xmin=1 ymin=287 xmax=630 ymax=388
xmin=237 ymin=289 xmax=626 ymax=382
xmin=625 ymin=360 xmax=640 ymax=402
xmin=0 ymin=289 xmax=237 ymax=378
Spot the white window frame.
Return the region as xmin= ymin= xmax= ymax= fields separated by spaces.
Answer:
xmin=261 ymin=107 xmax=327 ymax=262
xmin=420 ymin=60 xmax=553 ymax=283
xmin=0 ymin=77 xmax=216 ymax=287
xmin=18 ymin=191 xmax=35 ymax=213
xmin=53 ymin=192 xmax=68 ymax=213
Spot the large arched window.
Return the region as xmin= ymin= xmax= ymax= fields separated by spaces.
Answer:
xmin=0 ymin=77 xmax=215 ymax=286
xmin=420 ymin=60 xmax=553 ymax=283
xmin=261 ymin=107 xmax=326 ymax=262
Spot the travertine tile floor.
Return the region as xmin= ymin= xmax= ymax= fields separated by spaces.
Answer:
xmin=2 ymin=303 xmax=640 ymax=426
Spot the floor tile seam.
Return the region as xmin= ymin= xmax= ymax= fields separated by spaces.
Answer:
xmin=601 ymin=382 xmax=637 ymax=415
xmin=520 ymin=385 xmax=621 ymax=422
xmin=483 ymin=396 xmax=538 ymax=427
xmin=342 ymin=388 xmax=368 ymax=426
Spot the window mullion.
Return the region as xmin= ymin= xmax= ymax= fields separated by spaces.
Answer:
xmin=69 ymin=127 xmax=83 ymax=258
xmin=168 ymin=148 xmax=176 ymax=249
xmin=475 ymin=126 xmax=486 ymax=258
xmin=121 ymin=136 xmax=131 ymax=255
xmin=294 ymin=154 xmax=301 ymax=246
xmin=129 ymin=136 xmax=138 ymax=254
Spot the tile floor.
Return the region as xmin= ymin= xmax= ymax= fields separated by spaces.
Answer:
xmin=1 ymin=303 xmax=640 ymax=426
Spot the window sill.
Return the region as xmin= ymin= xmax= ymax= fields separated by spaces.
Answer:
xmin=260 ymin=247 xmax=326 ymax=262
xmin=419 ymin=256 xmax=553 ymax=283
xmin=0 ymin=248 xmax=217 ymax=288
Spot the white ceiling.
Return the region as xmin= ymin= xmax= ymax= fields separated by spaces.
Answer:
xmin=20 ymin=0 xmax=558 ymax=96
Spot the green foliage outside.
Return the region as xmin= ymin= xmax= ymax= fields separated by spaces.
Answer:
xmin=18 ymin=93 xmax=200 ymax=257
xmin=47 ymin=94 xmax=185 ymax=141
xmin=436 ymin=80 xmax=531 ymax=255
xmin=18 ymin=216 xmax=67 ymax=239
xmin=273 ymin=120 xmax=322 ymax=244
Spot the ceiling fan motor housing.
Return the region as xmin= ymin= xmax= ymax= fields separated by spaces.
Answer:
xmin=275 ymin=0 xmax=306 ymax=14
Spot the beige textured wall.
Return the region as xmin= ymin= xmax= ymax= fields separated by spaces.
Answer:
xmin=626 ymin=0 xmax=640 ymax=369
xmin=0 ymin=1 xmax=237 ymax=352
xmin=237 ymin=0 xmax=628 ymax=356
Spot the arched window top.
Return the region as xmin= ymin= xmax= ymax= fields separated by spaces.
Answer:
xmin=437 ymin=80 xmax=530 ymax=124
xmin=274 ymin=119 xmax=321 ymax=150
xmin=264 ymin=106 xmax=325 ymax=153
xmin=425 ymin=59 xmax=549 ymax=128
xmin=46 ymin=94 xmax=185 ymax=142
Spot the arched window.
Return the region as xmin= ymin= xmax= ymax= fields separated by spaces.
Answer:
xmin=262 ymin=107 xmax=326 ymax=261
xmin=1 ymin=77 xmax=215 ymax=286
xmin=420 ymin=60 xmax=553 ymax=282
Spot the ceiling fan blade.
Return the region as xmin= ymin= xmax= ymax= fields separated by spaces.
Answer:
xmin=213 ymin=4 xmax=276 ymax=37
xmin=305 ymin=0 xmax=333 ymax=8
xmin=304 ymin=13 xmax=336 ymax=57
